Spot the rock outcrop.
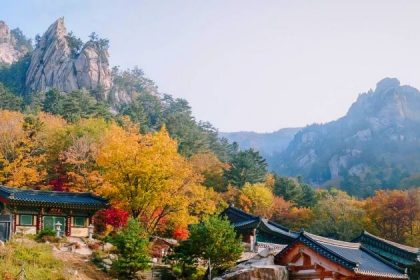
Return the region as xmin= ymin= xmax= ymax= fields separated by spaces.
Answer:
xmin=25 ymin=18 xmax=112 ymax=97
xmin=215 ymin=248 xmax=288 ymax=280
xmin=0 ymin=21 xmax=30 ymax=65
xmin=275 ymin=78 xmax=420 ymax=195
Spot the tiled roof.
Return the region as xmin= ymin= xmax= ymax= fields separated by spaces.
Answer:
xmin=221 ymin=206 xmax=260 ymax=224
xmin=221 ymin=206 xmax=298 ymax=239
xmin=355 ymin=231 xmax=420 ymax=255
xmin=277 ymin=231 xmax=408 ymax=279
xmin=259 ymin=218 xmax=298 ymax=239
xmin=0 ymin=185 xmax=108 ymax=209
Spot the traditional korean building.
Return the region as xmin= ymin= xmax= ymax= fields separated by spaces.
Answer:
xmin=0 ymin=185 xmax=107 ymax=240
xmin=275 ymin=231 xmax=408 ymax=280
xmin=223 ymin=206 xmax=412 ymax=280
xmin=221 ymin=205 xmax=298 ymax=246
xmin=353 ymin=231 xmax=420 ymax=279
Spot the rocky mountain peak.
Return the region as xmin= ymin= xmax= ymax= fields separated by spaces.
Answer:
xmin=375 ymin=77 xmax=400 ymax=92
xmin=25 ymin=17 xmax=112 ymax=96
xmin=0 ymin=20 xmax=30 ymax=65
xmin=0 ymin=21 xmax=8 ymax=35
xmin=346 ymin=78 xmax=420 ymax=122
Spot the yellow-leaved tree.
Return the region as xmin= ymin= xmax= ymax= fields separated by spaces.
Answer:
xmin=0 ymin=110 xmax=47 ymax=188
xmin=96 ymin=123 xmax=213 ymax=233
xmin=58 ymin=118 xmax=109 ymax=192
xmin=239 ymin=182 xmax=274 ymax=217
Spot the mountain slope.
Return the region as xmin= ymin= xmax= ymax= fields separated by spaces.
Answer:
xmin=274 ymin=78 xmax=420 ymax=196
xmin=220 ymin=127 xmax=300 ymax=157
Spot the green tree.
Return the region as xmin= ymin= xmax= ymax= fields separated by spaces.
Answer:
xmin=0 ymin=83 xmax=23 ymax=111
xmin=273 ymin=176 xmax=303 ymax=202
xmin=172 ymin=216 xmax=243 ymax=277
xmin=43 ymin=89 xmax=61 ymax=114
xmin=0 ymin=54 xmax=31 ymax=94
xmin=273 ymin=175 xmax=318 ymax=207
xmin=65 ymin=31 xmax=83 ymax=57
xmin=309 ymin=190 xmax=366 ymax=241
xmin=224 ymin=149 xmax=267 ymax=187
xmin=42 ymin=90 xmax=111 ymax=122
xmin=110 ymin=219 xmax=150 ymax=278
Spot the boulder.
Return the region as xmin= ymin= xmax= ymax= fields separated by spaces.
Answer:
xmin=215 ymin=248 xmax=288 ymax=280
xmin=102 ymin=258 xmax=112 ymax=266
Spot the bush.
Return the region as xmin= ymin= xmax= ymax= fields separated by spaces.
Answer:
xmin=35 ymin=228 xmax=58 ymax=243
xmin=109 ymin=218 xmax=150 ymax=278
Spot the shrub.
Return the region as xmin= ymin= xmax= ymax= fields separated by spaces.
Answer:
xmin=34 ymin=228 xmax=64 ymax=243
xmin=109 ymin=218 xmax=150 ymax=278
xmin=35 ymin=228 xmax=57 ymax=242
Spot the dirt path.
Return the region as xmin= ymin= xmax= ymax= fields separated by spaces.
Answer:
xmin=53 ymin=250 xmax=112 ymax=280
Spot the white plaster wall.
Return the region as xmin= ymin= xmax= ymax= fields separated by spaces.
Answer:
xmin=71 ymin=227 xmax=88 ymax=237
xmin=16 ymin=225 xmax=36 ymax=235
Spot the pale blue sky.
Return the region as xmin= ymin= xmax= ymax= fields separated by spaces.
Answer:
xmin=2 ymin=1 xmax=420 ymax=132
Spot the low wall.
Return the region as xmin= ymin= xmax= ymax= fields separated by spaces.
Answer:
xmin=16 ymin=225 xmax=36 ymax=235
xmin=71 ymin=227 xmax=88 ymax=237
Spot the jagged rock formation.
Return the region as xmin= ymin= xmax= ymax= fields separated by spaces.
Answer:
xmin=0 ymin=21 xmax=30 ymax=65
xmin=274 ymin=78 xmax=420 ymax=196
xmin=25 ymin=18 xmax=112 ymax=97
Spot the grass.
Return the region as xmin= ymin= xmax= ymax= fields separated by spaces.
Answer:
xmin=0 ymin=239 xmax=69 ymax=280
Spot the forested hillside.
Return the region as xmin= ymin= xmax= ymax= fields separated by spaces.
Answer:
xmin=0 ymin=18 xmax=418 ymax=252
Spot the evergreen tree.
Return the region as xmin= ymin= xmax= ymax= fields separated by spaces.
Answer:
xmin=172 ymin=215 xmax=243 ymax=276
xmin=110 ymin=218 xmax=150 ymax=278
xmin=0 ymin=83 xmax=23 ymax=111
xmin=224 ymin=148 xmax=267 ymax=187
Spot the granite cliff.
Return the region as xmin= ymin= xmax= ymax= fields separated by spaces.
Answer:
xmin=0 ymin=21 xmax=31 ymax=65
xmin=274 ymin=78 xmax=420 ymax=196
xmin=25 ymin=18 xmax=112 ymax=97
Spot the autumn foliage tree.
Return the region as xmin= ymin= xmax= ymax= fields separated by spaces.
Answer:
xmin=96 ymin=123 xmax=216 ymax=234
xmin=0 ymin=111 xmax=47 ymax=187
xmin=365 ymin=189 xmax=420 ymax=246
xmin=310 ymin=189 xmax=367 ymax=241
xmin=238 ymin=182 xmax=274 ymax=217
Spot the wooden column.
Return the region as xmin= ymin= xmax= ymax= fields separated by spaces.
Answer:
xmin=65 ymin=216 xmax=71 ymax=236
xmin=36 ymin=213 xmax=42 ymax=233
xmin=36 ymin=208 xmax=44 ymax=233
xmin=12 ymin=213 xmax=16 ymax=234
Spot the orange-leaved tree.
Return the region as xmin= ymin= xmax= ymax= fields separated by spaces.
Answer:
xmin=0 ymin=110 xmax=49 ymax=188
xmin=96 ymin=123 xmax=210 ymax=234
xmin=364 ymin=189 xmax=420 ymax=246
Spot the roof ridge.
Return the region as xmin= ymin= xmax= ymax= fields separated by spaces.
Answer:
xmin=360 ymin=231 xmax=419 ymax=254
xmin=223 ymin=206 xmax=260 ymax=221
xmin=305 ymin=232 xmax=361 ymax=249
xmin=0 ymin=185 xmax=98 ymax=197
xmin=266 ymin=219 xmax=292 ymax=232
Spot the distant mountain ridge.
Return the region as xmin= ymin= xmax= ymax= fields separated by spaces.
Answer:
xmin=278 ymin=78 xmax=420 ymax=196
xmin=220 ymin=127 xmax=300 ymax=157
xmin=224 ymin=78 xmax=420 ymax=196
